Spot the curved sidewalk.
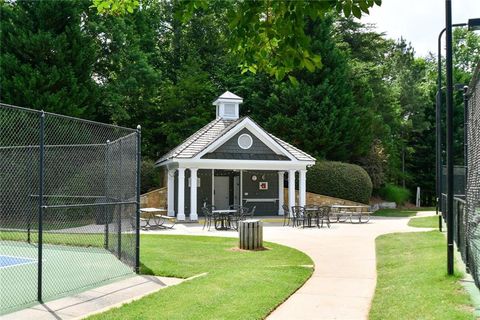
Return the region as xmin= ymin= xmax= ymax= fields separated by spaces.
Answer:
xmin=265 ymin=215 xmax=430 ymax=320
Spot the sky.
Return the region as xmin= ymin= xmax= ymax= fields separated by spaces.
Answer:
xmin=361 ymin=0 xmax=480 ymax=57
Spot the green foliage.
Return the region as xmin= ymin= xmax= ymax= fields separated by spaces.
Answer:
xmin=245 ymin=16 xmax=373 ymax=162
xmin=92 ymin=0 xmax=381 ymax=79
xmin=141 ymin=159 xmax=160 ymax=193
xmin=0 ymin=0 xmax=100 ymax=117
xmin=379 ymin=184 xmax=411 ymax=205
xmin=306 ymin=161 xmax=373 ymax=204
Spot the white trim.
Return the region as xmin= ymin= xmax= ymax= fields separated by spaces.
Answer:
xmin=194 ymin=118 xmax=296 ymax=161
xmin=177 ymin=168 xmax=186 ymax=221
xmin=278 ymin=171 xmax=285 ymax=215
xmin=167 ymin=169 xmax=175 ymax=217
xmin=173 ymin=159 xmax=312 ymax=170
xmin=237 ymin=133 xmax=253 ymax=149
xmin=299 ymin=170 xmax=307 ymax=207
xmin=288 ymin=170 xmax=296 ymax=216
xmin=190 ymin=168 xmax=198 ymax=221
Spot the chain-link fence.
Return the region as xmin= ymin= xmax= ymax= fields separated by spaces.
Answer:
xmin=464 ymin=63 xmax=480 ymax=288
xmin=0 ymin=103 xmax=140 ymax=314
xmin=443 ymin=62 xmax=480 ymax=289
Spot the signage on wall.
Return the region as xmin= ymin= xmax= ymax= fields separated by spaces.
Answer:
xmin=259 ymin=182 xmax=268 ymax=190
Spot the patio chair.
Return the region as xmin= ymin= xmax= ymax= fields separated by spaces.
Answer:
xmin=317 ymin=206 xmax=331 ymax=228
xmin=228 ymin=206 xmax=246 ymax=230
xmin=246 ymin=205 xmax=256 ymax=218
xmin=201 ymin=206 xmax=214 ymax=230
xmin=291 ymin=206 xmax=306 ymax=227
xmin=282 ymin=204 xmax=292 ymax=226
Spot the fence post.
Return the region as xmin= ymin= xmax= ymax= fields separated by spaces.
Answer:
xmin=135 ymin=125 xmax=141 ymax=274
xmin=117 ymin=139 xmax=122 ymax=260
xmin=104 ymin=140 xmax=110 ymax=250
xmin=37 ymin=111 xmax=45 ymax=302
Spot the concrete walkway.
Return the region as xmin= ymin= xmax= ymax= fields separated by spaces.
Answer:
xmin=150 ymin=212 xmax=435 ymax=320
xmin=2 ymin=275 xmax=184 ymax=320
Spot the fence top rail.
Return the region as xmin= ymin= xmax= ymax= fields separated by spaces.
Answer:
xmin=0 ymin=102 xmax=137 ymax=132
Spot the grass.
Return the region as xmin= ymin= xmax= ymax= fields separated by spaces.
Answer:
xmin=1 ymin=230 xmax=105 ymax=248
xmin=408 ymin=215 xmax=440 ymax=228
xmin=88 ymin=235 xmax=313 ymax=320
xmin=370 ymin=231 xmax=473 ymax=320
xmin=372 ymin=207 xmax=435 ymax=217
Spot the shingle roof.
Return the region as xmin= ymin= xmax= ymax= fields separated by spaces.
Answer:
xmin=155 ymin=116 xmax=315 ymax=165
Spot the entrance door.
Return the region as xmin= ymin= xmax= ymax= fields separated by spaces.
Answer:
xmin=214 ymin=176 xmax=230 ymax=209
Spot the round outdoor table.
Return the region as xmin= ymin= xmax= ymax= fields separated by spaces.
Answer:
xmin=212 ymin=209 xmax=237 ymax=230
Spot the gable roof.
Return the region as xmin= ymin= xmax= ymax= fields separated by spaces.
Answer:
xmin=155 ymin=116 xmax=315 ymax=165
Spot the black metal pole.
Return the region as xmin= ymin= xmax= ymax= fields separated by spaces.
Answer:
xmin=445 ymin=0 xmax=454 ymax=275
xmin=436 ymin=22 xmax=466 ymax=220
xmin=104 ymin=140 xmax=110 ymax=250
xmin=463 ymin=86 xmax=469 ymax=192
xmin=117 ymin=139 xmax=122 ymax=260
xmin=135 ymin=125 xmax=141 ymax=274
xmin=37 ymin=111 xmax=45 ymax=302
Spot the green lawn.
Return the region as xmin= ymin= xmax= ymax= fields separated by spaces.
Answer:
xmin=370 ymin=231 xmax=473 ymax=319
xmin=373 ymin=207 xmax=435 ymax=217
xmin=88 ymin=235 xmax=313 ymax=320
xmin=1 ymin=230 xmax=104 ymax=248
xmin=408 ymin=215 xmax=440 ymax=228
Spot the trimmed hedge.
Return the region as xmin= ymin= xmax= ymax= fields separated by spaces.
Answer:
xmin=306 ymin=161 xmax=373 ymax=204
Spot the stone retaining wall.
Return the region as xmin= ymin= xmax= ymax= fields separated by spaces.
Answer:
xmin=141 ymin=187 xmax=364 ymax=211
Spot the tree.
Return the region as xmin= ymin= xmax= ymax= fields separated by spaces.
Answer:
xmin=92 ymin=0 xmax=382 ymax=80
xmin=0 ymin=0 xmax=100 ymax=117
xmin=242 ymin=16 xmax=373 ymax=162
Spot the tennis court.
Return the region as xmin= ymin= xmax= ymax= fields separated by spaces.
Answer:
xmin=0 ymin=239 xmax=134 ymax=315
xmin=0 ymin=104 xmax=141 ymax=316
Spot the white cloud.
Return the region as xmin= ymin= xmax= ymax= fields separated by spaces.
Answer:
xmin=361 ymin=0 xmax=480 ymax=57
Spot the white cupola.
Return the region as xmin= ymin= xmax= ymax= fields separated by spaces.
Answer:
xmin=212 ymin=91 xmax=243 ymax=120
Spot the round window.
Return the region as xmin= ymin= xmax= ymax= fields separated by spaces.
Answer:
xmin=238 ymin=133 xmax=253 ymax=149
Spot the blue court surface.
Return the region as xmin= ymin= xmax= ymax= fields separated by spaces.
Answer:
xmin=0 ymin=255 xmax=35 ymax=269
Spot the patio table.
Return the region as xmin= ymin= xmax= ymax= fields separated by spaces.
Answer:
xmin=212 ymin=209 xmax=237 ymax=230
xmin=304 ymin=207 xmax=319 ymax=228
xmin=330 ymin=205 xmax=370 ymax=223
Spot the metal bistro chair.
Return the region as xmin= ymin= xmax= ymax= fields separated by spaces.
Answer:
xmin=228 ymin=205 xmax=245 ymax=230
xmin=282 ymin=204 xmax=292 ymax=226
xmin=245 ymin=205 xmax=256 ymax=219
xmin=317 ymin=206 xmax=331 ymax=228
xmin=201 ymin=205 xmax=215 ymax=230
xmin=291 ymin=206 xmax=306 ymax=228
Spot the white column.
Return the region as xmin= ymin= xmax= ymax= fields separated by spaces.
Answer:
xmin=278 ymin=171 xmax=285 ymax=215
xmin=299 ymin=169 xmax=307 ymax=207
xmin=177 ymin=168 xmax=186 ymax=221
xmin=288 ymin=170 xmax=296 ymax=216
xmin=167 ymin=169 xmax=175 ymax=217
xmin=190 ymin=168 xmax=198 ymax=221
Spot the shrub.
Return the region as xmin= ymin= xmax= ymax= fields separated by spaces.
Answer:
xmin=141 ymin=159 xmax=160 ymax=193
xmin=306 ymin=161 xmax=373 ymax=204
xmin=379 ymin=184 xmax=411 ymax=205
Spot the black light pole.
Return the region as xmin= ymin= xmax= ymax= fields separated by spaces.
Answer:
xmin=436 ymin=22 xmax=466 ymax=226
xmin=445 ymin=0 xmax=454 ymax=275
